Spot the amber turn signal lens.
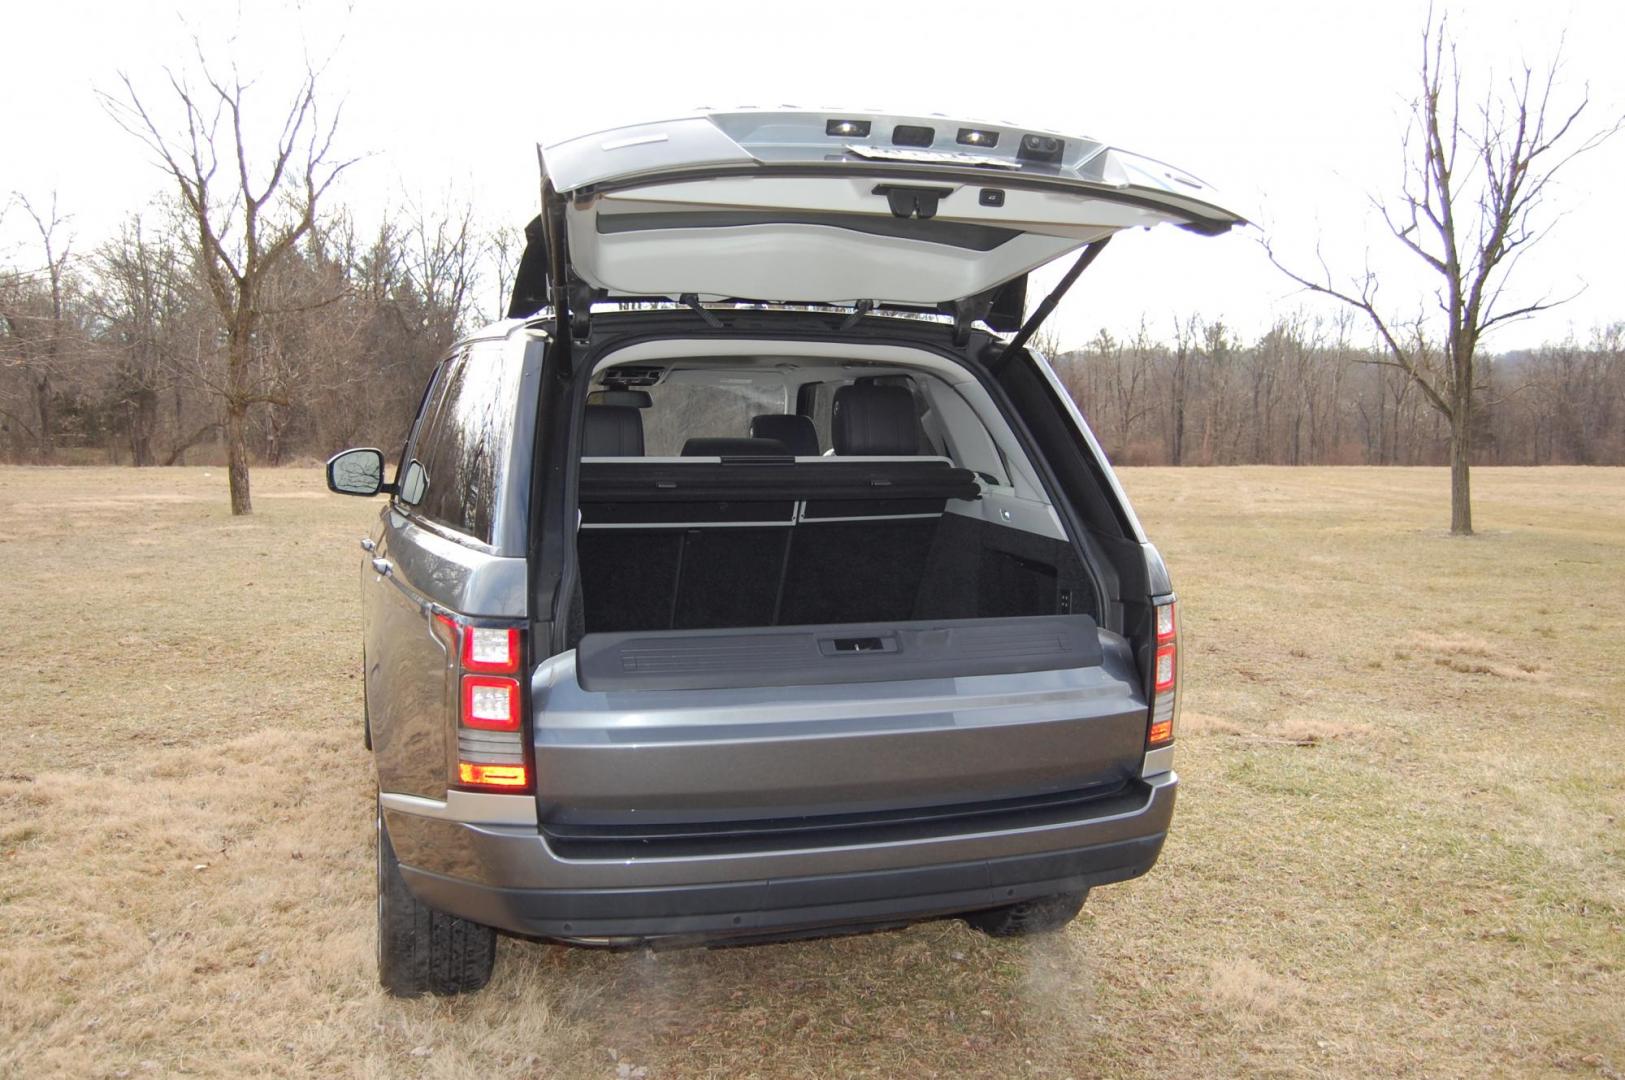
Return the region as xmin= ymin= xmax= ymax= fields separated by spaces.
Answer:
xmin=457 ymin=762 xmax=528 ymax=788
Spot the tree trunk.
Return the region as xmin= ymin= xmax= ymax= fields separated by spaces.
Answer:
xmin=1449 ymin=359 xmax=1473 ymax=534
xmin=225 ymin=401 xmax=253 ymax=514
xmin=129 ymin=387 xmax=157 ymax=467
xmin=33 ymin=373 xmax=54 ymax=462
xmin=1170 ymin=356 xmax=1186 ymax=466
xmin=1449 ymin=419 xmax=1472 ymax=535
xmin=266 ymin=403 xmax=290 ymax=466
xmin=224 ymin=318 xmax=255 ymax=515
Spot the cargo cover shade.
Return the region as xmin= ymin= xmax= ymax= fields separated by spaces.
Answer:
xmin=576 ymin=614 xmax=1105 ymax=693
xmin=508 ymin=109 xmax=1246 ymax=341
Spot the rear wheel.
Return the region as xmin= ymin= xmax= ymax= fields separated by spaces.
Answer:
xmin=376 ymin=807 xmax=496 ymax=997
xmin=963 ymin=890 xmax=1087 ymax=937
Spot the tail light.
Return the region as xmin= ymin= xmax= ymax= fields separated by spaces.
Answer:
xmin=461 ymin=675 xmax=521 ymax=731
xmin=436 ymin=614 xmax=531 ymax=792
xmin=457 ymin=763 xmax=529 ymax=788
xmin=1148 ymin=600 xmax=1178 ymax=747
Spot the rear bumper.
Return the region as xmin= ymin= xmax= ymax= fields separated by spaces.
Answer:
xmin=383 ymin=771 xmax=1176 ymax=942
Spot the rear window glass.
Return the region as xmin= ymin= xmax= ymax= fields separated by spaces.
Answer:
xmin=640 ymin=372 xmax=788 ymax=456
xmin=401 ymin=346 xmax=523 ymax=542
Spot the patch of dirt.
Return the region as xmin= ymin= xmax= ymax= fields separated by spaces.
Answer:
xmin=1409 ymin=632 xmax=1497 ymax=658
xmin=1408 ymin=631 xmax=1552 ymax=681
xmin=1268 ymin=717 xmax=1374 ymax=745
xmin=1206 ymin=957 xmax=1306 ymax=1029
xmin=1180 ymin=711 xmax=1248 ymax=736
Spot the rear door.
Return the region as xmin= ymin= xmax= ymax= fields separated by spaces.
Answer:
xmin=364 ymin=358 xmax=454 ymax=799
xmin=367 ymin=343 xmax=532 ymax=798
xmin=535 ymin=109 xmax=1245 ymax=310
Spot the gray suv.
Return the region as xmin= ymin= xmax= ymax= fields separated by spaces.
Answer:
xmin=326 ymin=110 xmax=1240 ymax=996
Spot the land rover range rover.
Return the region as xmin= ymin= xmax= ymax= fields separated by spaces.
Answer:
xmin=325 ymin=109 xmax=1241 ymax=996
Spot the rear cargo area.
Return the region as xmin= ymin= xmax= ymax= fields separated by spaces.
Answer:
xmin=579 ymin=505 xmax=1092 ymax=634
xmin=540 ymin=347 xmax=1150 ymax=833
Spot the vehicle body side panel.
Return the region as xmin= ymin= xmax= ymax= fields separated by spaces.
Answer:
xmin=366 ymin=518 xmax=457 ymax=799
xmin=367 ymin=334 xmax=535 ymax=800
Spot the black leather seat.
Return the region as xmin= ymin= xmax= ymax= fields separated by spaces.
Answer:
xmin=680 ymin=437 xmax=789 ymax=457
xmin=582 ymin=405 xmax=644 ymax=457
xmin=831 ymin=384 xmax=922 ymax=455
xmin=748 ymin=414 xmax=820 ymax=457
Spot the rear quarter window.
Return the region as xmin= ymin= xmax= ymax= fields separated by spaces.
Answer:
xmin=402 ymin=345 xmax=524 ymax=543
xmin=807 ymin=376 xmax=940 ymax=455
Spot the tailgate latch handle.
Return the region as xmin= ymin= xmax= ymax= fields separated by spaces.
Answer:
xmin=872 ymin=185 xmax=953 ymax=221
xmin=821 ymin=634 xmax=898 ymax=656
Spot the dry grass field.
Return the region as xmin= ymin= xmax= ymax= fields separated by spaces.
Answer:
xmin=1 ymin=465 xmax=1621 ymax=1079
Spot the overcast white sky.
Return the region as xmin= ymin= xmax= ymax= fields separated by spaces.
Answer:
xmin=4 ymin=0 xmax=1622 ymax=350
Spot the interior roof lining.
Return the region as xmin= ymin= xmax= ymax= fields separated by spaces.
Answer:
xmin=589 ymin=338 xmax=979 ymax=383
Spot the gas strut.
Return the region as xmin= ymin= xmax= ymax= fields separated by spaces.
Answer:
xmin=996 ymin=237 xmax=1112 ymax=362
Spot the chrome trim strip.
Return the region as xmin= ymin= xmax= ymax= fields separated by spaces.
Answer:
xmin=1141 ymin=745 xmax=1175 ymax=779
xmin=582 ymin=519 xmax=794 ymax=529
xmin=380 ymin=790 xmax=538 ymax=826
xmin=797 ymin=512 xmax=944 ymax=524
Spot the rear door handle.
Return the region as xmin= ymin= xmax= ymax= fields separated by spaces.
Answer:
xmin=370 ymin=558 xmax=393 ymax=577
xmin=360 ymin=537 xmax=376 ymax=552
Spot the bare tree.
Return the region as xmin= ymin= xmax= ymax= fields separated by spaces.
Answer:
xmin=96 ymin=212 xmax=199 ymax=465
xmin=486 ymin=223 xmax=526 ymax=324
xmin=1268 ymin=11 xmax=1620 ymax=534
xmin=403 ymin=199 xmax=481 ymax=342
xmin=1029 ymin=327 xmax=1066 ymax=364
xmin=102 ymin=50 xmax=353 ymax=513
xmin=1167 ymin=316 xmax=1197 ymax=466
xmin=0 ymin=194 xmax=76 ymax=460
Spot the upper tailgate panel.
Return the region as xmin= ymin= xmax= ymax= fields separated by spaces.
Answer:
xmin=539 ymin=109 xmax=1245 ymax=306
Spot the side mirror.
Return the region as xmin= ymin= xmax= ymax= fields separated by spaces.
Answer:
xmin=326 ymin=448 xmax=391 ymax=497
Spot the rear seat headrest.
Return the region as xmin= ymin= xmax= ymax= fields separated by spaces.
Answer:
xmin=748 ymin=414 xmax=820 ymax=457
xmin=681 ymin=437 xmax=789 ymax=457
xmin=831 ymin=384 xmax=921 ymax=456
xmin=582 ymin=404 xmax=644 ymax=457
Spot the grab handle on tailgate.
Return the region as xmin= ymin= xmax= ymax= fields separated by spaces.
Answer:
xmin=819 ymin=634 xmax=898 ymax=656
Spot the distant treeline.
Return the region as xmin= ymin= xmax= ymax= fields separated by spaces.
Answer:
xmin=2 ymin=201 xmax=1620 ymax=468
xmin=1051 ymin=318 xmax=1624 ymax=467
xmin=0 ymin=199 xmax=509 ymax=467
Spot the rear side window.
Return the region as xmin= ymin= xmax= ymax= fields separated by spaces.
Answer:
xmin=806 ymin=376 xmax=940 ymax=455
xmin=402 ymin=345 xmax=524 ymax=543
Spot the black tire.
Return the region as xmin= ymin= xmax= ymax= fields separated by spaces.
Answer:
xmin=376 ymin=807 xmax=497 ymax=997
xmin=962 ymin=890 xmax=1087 ymax=937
